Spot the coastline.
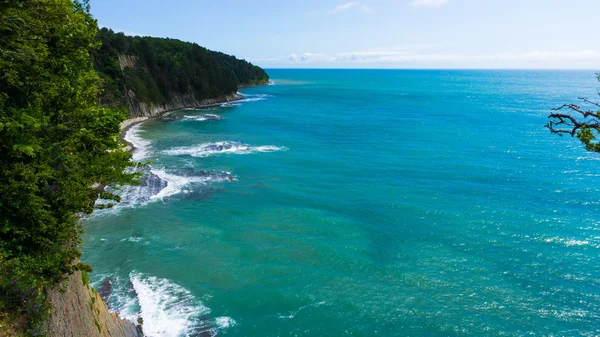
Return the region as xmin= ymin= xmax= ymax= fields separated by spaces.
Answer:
xmin=237 ymin=80 xmax=271 ymax=89
xmin=119 ymin=92 xmax=245 ymax=152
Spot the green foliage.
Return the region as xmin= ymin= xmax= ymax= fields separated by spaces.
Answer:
xmin=81 ymin=270 xmax=90 ymax=287
xmin=0 ymin=0 xmax=138 ymax=333
xmin=576 ymin=126 xmax=600 ymax=152
xmin=94 ymin=318 xmax=101 ymax=333
xmin=547 ymin=74 xmax=600 ymax=152
xmin=0 ymin=256 xmax=50 ymax=335
xmin=92 ymin=29 xmax=269 ymax=110
xmin=76 ymin=262 xmax=94 ymax=273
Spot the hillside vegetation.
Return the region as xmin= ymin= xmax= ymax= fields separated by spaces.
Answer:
xmin=93 ymin=28 xmax=269 ymax=111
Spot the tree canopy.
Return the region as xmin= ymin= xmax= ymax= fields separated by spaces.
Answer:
xmin=93 ymin=29 xmax=269 ymax=111
xmin=547 ymin=74 xmax=600 ymax=152
xmin=0 ymin=0 xmax=137 ymax=333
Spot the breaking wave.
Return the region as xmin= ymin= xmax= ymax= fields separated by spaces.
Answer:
xmin=182 ymin=115 xmax=208 ymax=121
xmin=93 ymin=168 xmax=233 ymax=215
xmin=127 ymin=273 xmax=236 ymax=337
xmin=163 ymin=141 xmax=287 ymax=158
xmin=150 ymin=168 xmax=232 ymax=201
xmin=221 ymin=94 xmax=273 ymax=107
xmin=182 ymin=114 xmax=222 ymax=122
xmin=124 ymin=124 xmax=152 ymax=161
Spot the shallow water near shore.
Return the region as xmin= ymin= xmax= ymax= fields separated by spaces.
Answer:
xmin=83 ymin=69 xmax=600 ymax=336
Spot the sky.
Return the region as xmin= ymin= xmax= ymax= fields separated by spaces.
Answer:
xmin=91 ymin=0 xmax=600 ymax=69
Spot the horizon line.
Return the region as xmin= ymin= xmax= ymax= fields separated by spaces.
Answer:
xmin=262 ymin=67 xmax=600 ymax=71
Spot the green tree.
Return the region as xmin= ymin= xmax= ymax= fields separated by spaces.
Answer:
xmin=92 ymin=28 xmax=269 ymax=112
xmin=547 ymin=74 xmax=600 ymax=152
xmin=0 ymin=0 xmax=137 ymax=332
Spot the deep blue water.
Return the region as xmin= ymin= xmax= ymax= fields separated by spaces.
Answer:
xmin=84 ymin=69 xmax=600 ymax=336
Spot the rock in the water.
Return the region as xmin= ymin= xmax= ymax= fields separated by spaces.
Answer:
xmin=97 ymin=279 xmax=113 ymax=300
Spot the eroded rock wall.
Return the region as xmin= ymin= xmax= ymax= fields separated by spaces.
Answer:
xmin=47 ymin=271 xmax=143 ymax=337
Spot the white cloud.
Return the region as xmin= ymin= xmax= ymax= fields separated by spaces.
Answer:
xmin=330 ymin=1 xmax=373 ymax=14
xmin=411 ymin=0 xmax=449 ymax=7
xmin=330 ymin=1 xmax=360 ymax=13
xmin=333 ymin=50 xmax=600 ymax=64
xmin=249 ymin=48 xmax=600 ymax=69
xmin=287 ymin=53 xmax=335 ymax=62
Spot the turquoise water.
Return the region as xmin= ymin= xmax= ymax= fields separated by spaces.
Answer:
xmin=84 ymin=70 xmax=600 ymax=336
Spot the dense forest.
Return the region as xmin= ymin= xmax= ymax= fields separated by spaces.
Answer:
xmin=93 ymin=28 xmax=269 ymax=111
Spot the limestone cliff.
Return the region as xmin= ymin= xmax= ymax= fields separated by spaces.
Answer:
xmin=47 ymin=271 xmax=143 ymax=337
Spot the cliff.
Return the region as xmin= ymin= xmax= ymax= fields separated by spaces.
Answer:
xmin=46 ymin=271 xmax=143 ymax=337
xmin=116 ymin=54 xmax=245 ymax=117
xmin=93 ymin=28 xmax=269 ymax=118
xmin=123 ymin=87 xmax=244 ymax=118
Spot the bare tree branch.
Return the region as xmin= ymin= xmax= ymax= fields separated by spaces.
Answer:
xmin=546 ymin=102 xmax=600 ymax=137
xmin=579 ymin=97 xmax=600 ymax=108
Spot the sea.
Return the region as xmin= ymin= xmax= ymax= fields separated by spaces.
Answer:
xmin=83 ymin=69 xmax=600 ymax=337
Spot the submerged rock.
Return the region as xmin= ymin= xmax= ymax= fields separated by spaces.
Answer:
xmin=97 ymin=279 xmax=113 ymax=300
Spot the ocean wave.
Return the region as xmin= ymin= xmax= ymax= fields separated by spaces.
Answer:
xmin=124 ymin=124 xmax=152 ymax=161
xmin=91 ymin=274 xmax=140 ymax=323
xmin=163 ymin=141 xmax=287 ymax=158
xmin=220 ymin=102 xmax=241 ymax=107
xmin=120 ymin=237 xmax=149 ymax=245
xmin=130 ymin=273 xmax=213 ymax=337
xmin=92 ymin=168 xmax=233 ymax=215
xmin=150 ymin=168 xmax=232 ymax=201
xmin=182 ymin=115 xmax=208 ymax=121
xmin=221 ymin=94 xmax=273 ymax=107
xmin=540 ymin=236 xmax=599 ymax=248
xmin=182 ymin=114 xmax=222 ymax=121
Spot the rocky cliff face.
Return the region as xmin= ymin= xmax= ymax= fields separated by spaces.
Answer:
xmin=125 ymin=90 xmax=244 ymax=118
xmin=117 ymin=54 xmax=244 ymax=118
xmin=47 ymin=271 xmax=143 ymax=337
xmin=118 ymin=54 xmax=138 ymax=69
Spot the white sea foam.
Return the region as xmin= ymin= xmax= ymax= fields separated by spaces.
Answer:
xmin=150 ymin=168 xmax=231 ymax=201
xmin=124 ymin=124 xmax=152 ymax=161
xmin=90 ymin=273 xmax=139 ymax=321
xmin=541 ymin=236 xmax=598 ymax=248
xmin=220 ymin=102 xmax=241 ymax=107
xmin=92 ymin=168 xmax=232 ymax=216
xmin=120 ymin=237 xmax=149 ymax=245
xmin=182 ymin=115 xmax=208 ymax=121
xmin=163 ymin=141 xmax=287 ymax=158
xmin=278 ymin=301 xmax=326 ymax=319
xmin=130 ymin=273 xmax=211 ymax=337
xmin=241 ymin=97 xmax=268 ymax=103
xmin=221 ymin=94 xmax=273 ymax=107
xmin=215 ymin=316 xmax=237 ymax=329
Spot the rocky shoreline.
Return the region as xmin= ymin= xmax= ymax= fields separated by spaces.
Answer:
xmin=120 ymin=92 xmax=244 ymax=151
